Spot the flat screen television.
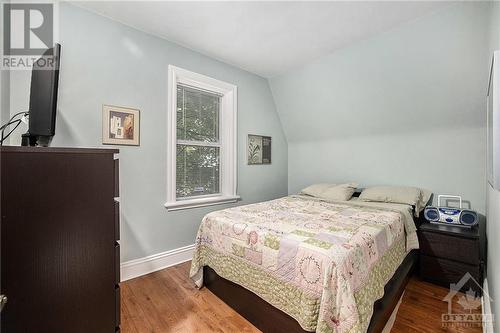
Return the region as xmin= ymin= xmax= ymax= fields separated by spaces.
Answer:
xmin=22 ymin=43 xmax=61 ymax=146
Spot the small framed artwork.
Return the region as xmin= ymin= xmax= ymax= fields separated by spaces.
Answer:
xmin=102 ymin=105 xmax=140 ymax=146
xmin=247 ymin=134 xmax=271 ymax=165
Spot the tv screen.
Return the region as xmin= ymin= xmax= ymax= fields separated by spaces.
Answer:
xmin=28 ymin=43 xmax=61 ymax=138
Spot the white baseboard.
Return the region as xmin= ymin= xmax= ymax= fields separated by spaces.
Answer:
xmin=120 ymin=244 xmax=195 ymax=282
xmin=482 ymin=278 xmax=494 ymax=333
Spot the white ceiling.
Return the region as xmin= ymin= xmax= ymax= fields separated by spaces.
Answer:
xmin=75 ymin=1 xmax=451 ymax=78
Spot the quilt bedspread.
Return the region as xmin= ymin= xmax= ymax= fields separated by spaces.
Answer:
xmin=190 ymin=195 xmax=418 ymax=333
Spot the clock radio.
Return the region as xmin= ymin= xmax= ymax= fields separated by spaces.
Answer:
xmin=423 ymin=195 xmax=478 ymax=228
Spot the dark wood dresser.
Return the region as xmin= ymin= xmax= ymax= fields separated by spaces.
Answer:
xmin=418 ymin=220 xmax=485 ymax=295
xmin=0 ymin=146 xmax=120 ymax=333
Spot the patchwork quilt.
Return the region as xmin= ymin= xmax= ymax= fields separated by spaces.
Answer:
xmin=190 ymin=195 xmax=419 ymax=333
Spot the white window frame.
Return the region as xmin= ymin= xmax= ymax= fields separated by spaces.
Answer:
xmin=165 ymin=65 xmax=239 ymax=211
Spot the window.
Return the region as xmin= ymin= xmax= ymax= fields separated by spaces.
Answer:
xmin=165 ymin=65 xmax=238 ymax=211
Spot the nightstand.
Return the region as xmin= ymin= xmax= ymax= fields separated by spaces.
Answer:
xmin=418 ymin=221 xmax=485 ymax=295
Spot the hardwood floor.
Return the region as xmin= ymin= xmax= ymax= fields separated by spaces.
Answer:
xmin=392 ymin=278 xmax=483 ymax=333
xmin=121 ymin=261 xmax=483 ymax=333
xmin=121 ymin=261 xmax=258 ymax=333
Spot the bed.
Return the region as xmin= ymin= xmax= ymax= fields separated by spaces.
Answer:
xmin=190 ymin=193 xmax=424 ymax=333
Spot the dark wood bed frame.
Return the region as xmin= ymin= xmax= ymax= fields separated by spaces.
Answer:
xmin=204 ymin=250 xmax=417 ymax=333
xmin=203 ymin=193 xmax=427 ymax=332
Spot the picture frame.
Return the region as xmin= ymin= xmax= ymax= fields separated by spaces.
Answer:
xmin=487 ymin=51 xmax=500 ymax=190
xmin=247 ymin=134 xmax=271 ymax=165
xmin=102 ymin=104 xmax=140 ymax=146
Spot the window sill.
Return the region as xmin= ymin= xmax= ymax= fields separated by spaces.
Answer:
xmin=164 ymin=195 xmax=240 ymax=211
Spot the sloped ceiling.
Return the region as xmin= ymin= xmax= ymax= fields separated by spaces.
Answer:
xmin=75 ymin=1 xmax=450 ymax=78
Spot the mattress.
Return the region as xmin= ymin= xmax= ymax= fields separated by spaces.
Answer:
xmin=190 ymin=195 xmax=419 ymax=333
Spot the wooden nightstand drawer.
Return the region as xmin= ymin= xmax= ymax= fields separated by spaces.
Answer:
xmin=420 ymin=255 xmax=481 ymax=294
xmin=419 ymin=230 xmax=479 ymax=265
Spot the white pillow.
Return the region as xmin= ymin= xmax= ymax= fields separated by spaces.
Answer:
xmin=301 ymin=183 xmax=334 ymax=196
xmin=359 ymin=186 xmax=432 ymax=214
xmin=419 ymin=189 xmax=433 ymax=212
xmin=301 ymin=183 xmax=358 ymax=201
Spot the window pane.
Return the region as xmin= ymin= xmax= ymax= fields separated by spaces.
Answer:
xmin=176 ymin=145 xmax=220 ymax=198
xmin=177 ymin=85 xmax=220 ymax=142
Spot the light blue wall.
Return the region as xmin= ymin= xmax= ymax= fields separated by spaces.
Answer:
xmin=487 ymin=1 xmax=500 ymax=331
xmin=8 ymin=3 xmax=288 ymax=262
xmin=0 ymin=0 xmax=8 ymax=125
xmin=0 ymin=71 xmax=8 ymax=124
xmin=270 ymin=2 xmax=490 ymax=213
xmin=7 ymin=2 xmax=494 ymax=277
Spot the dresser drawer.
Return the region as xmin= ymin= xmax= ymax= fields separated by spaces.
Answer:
xmin=420 ymin=255 xmax=481 ymax=294
xmin=114 ymin=159 xmax=120 ymax=197
xmin=115 ymin=242 xmax=120 ymax=284
xmin=419 ymin=230 xmax=479 ymax=265
xmin=115 ymin=285 xmax=121 ymax=327
xmin=114 ymin=200 xmax=120 ymax=241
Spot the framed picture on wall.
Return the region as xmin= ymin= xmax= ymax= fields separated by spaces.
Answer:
xmin=102 ymin=105 xmax=140 ymax=146
xmin=488 ymin=51 xmax=500 ymax=190
xmin=247 ymin=134 xmax=271 ymax=164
